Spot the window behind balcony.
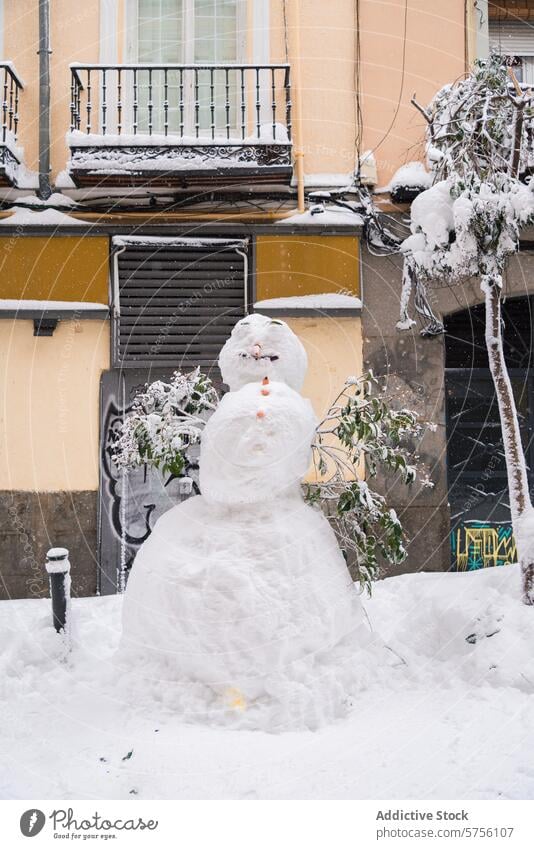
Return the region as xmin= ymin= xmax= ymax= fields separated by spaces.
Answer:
xmin=127 ymin=0 xmax=245 ymax=135
xmin=489 ymin=20 xmax=534 ymax=85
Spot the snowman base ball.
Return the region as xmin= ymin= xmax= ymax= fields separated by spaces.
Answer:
xmin=119 ymin=490 xmax=384 ymax=730
xmin=118 ymin=377 xmax=387 ymax=732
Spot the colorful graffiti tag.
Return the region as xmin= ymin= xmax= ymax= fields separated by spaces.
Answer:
xmin=451 ymin=522 xmax=517 ymax=571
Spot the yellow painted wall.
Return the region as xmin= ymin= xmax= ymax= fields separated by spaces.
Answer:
xmin=0 ymin=319 xmax=110 ymax=491
xmin=0 ymin=237 xmax=109 ymax=302
xmin=256 ymin=235 xmax=359 ymax=300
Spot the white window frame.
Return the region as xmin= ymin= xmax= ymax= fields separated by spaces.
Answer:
xmin=100 ymin=0 xmax=118 ymax=64
xmin=101 ymin=0 xmax=270 ymax=63
xmin=123 ymin=0 xmax=249 ymax=65
xmin=99 ymin=0 xmax=270 ymax=136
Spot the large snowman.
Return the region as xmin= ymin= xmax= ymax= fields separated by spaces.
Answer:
xmin=119 ymin=315 xmax=382 ymax=730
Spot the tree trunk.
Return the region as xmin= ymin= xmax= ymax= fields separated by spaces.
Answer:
xmin=483 ymin=274 xmax=534 ymax=604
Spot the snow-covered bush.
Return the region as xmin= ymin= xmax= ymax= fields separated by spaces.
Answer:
xmin=306 ymin=373 xmax=426 ymax=593
xmin=399 ymin=54 xmax=534 ymax=604
xmin=401 ymin=54 xmax=534 ymax=301
xmin=112 ymin=368 xmax=218 ymax=478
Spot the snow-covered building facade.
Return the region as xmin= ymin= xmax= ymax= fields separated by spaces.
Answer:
xmin=362 ymin=0 xmax=534 ymax=577
xmin=0 ymin=0 xmax=366 ymax=599
xmin=1 ymin=0 xmax=501 ymax=599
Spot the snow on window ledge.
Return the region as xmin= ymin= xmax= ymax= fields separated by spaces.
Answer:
xmin=0 ymin=299 xmax=109 ymax=318
xmin=254 ymin=293 xmax=362 ymax=316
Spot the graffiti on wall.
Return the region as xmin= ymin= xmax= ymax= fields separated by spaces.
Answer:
xmin=451 ymin=522 xmax=517 ymax=571
xmin=98 ymin=369 xmax=196 ymax=595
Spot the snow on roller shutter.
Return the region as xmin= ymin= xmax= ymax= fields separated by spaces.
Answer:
xmin=489 ymin=20 xmax=534 ymax=56
xmin=112 ymin=236 xmax=248 ymax=368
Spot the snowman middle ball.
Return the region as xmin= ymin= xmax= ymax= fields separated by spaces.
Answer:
xmin=199 ymin=380 xmax=317 ymax=506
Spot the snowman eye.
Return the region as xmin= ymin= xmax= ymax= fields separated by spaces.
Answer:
xmin=270 ymin=320 xmax=283 ymax=327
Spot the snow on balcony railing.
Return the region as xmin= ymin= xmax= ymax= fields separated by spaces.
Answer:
xmin=69 ymin=63 xmax=292 ymax=143
xmin=0 ymin=62 xmax=23 ymax=146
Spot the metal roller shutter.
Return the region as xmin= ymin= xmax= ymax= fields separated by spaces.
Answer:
xmin=111 ymin=236 xmax=249 ymax=368
xmin=489 ymin=20 xmax=534 ymax=56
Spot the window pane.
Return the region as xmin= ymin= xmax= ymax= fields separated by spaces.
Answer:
xmin=194 ymin=0 xmax=238 ymax=62
xmin=134 ymin=0 xmax=241 ymax=135
xmin=138 ymin=0 xmax=184 ymax=63
xmin=194 ymin=0 xmax=239 ymax=133
xmin=137 ymin=1 xmax=184 ymax=132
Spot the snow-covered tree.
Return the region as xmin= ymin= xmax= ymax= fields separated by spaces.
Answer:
xmin=112 ymin=368 xmax=218 ymax=479
xmin=399 ymin=54 xmax=534 ymax=604
xmin=306 ymin=373 xmax=428 ymax=593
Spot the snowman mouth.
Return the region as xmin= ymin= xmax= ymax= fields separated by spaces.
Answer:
xmin=239 ymin=352 xmax=279 ymax=363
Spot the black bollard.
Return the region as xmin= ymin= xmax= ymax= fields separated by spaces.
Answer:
xmin=45 ymin=547 xmax=71 ymax=634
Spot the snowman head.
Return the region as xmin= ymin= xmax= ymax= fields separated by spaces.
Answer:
xmin=219 ymin=313 xmax=307 ymax=391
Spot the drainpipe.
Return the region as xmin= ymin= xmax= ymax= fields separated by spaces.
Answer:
xmin=288 ymin=0 xmax=306 ymax=212
xmin=38 ymin=0 xmax=52 ymax=199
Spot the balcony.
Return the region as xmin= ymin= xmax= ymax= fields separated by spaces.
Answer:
xmin=67 ymin=63 xmax=293 ymax=189
xmin=0 ymin=63 xmax=24 ymax=187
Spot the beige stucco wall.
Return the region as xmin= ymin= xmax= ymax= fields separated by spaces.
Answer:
xmin=286 ymin=315 xmax=362 ymax=418
xmin=358 ymin=0 xmax=466 ymax=184
xmin=6 ymin=0 xmax=466 ymax=186
xmin=270 ymin=0 xmax=358 ymax=177
xmin=271 ymin=0 xmax=465 ymax=183
xmin=0 ymin=319 xmax=110 ymax=491
xmin=5 ymin=0 xmax=101 ymax=177
xmin=285 ymin=315 xmax=363 ymax=482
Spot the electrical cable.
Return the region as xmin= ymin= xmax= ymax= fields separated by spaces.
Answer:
xmin=367 ymin=0 xmax=409 ymax=157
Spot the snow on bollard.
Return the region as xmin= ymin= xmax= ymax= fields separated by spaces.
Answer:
xmin=178 ymin=476 xmax=193 ymax=496
xmin=45 ymin=547 xmax=71 ymax=638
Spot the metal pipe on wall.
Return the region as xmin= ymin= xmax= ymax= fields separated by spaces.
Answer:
xmin=286 ymin=0 xmax=306 ymax=212
xmin=38 ymin=0 xmax=52 ymax=199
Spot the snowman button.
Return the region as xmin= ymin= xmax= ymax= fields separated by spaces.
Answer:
xmin=256 ymin=410 xmax=266 ymax=419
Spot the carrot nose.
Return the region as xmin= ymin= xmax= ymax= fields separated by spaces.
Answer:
xmin=252 ymin=344 xmax=262 ymax=359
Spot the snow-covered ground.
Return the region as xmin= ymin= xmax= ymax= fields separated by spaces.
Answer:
xmin=1 ymin=564 xmax=533 ymax=800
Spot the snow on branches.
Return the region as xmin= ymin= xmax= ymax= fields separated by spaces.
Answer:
xmin=399 ymin=55 xmax=534 ymax=332
xmin=112 ymin=368 xmax=218 ymax=478
xmin=399 ymin=54 xmax=534 ymax=604
xmin=306 ymin=373 xmax=429 ymax=593
xmin=113 ymin=367 xmax=428 ymax=594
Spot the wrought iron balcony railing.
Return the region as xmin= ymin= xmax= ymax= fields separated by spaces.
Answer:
xmin=68 ymin=63 xmax=293 ymax=187
xmin=0 ymin=62 xmax=24 ymax=186
xmin=70 ymin=63 xmax=291 ymax=141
